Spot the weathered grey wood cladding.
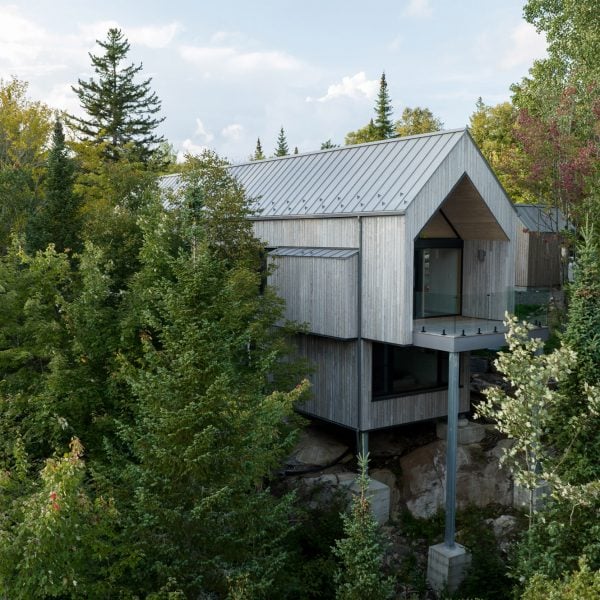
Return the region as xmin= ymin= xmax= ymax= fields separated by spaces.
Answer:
xmin=462 ymin=240 xmax=514 ymax=319
xmin=359 ymin=341 xmax=469 ymax=430
xmin=361 ymin=215 xmax=412 ymax=345
xmin=295 ymin=335 xmax=358 ymax=428
xmin=515 ymin=229 xmax=562 ymax=288
xmin=269 ymin=254 xmax=358 ymax=339
xmin=252 ymin=217 xmax=359 ymax=248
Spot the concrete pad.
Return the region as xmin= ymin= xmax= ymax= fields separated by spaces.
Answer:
xmin=427 ymin=542 xmax=471 ymax=594
xmin=437 ymin=418 xmax=486 ymax=445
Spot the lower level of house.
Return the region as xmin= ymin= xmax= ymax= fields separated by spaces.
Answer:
xmin=295 ymin=334 xmax=471 ymax=431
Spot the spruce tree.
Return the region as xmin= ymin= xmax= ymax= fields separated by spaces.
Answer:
xmin=252 ymin=137 xmax=265 ymax=160
xmin=374 ymin=72 xmax=394 ymax=139
xmin=71 ymin=28 xmax=165 ymax=162
xmin=274 ymin=127 xmax=289 ymax=157
xmin=27 ymin=119 xmax=81 ymax=254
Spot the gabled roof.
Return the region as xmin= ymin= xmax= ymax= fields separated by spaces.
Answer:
xmin=160 ymin=128 xmax=468 ymax=218
xmin=514 ymin=204 xmax=573 ymax=233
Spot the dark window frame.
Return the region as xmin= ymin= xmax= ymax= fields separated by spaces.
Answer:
xmin=371 ymin=343 xmax=460 ymax=400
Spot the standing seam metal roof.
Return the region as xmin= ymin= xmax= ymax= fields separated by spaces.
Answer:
xmin=160 ymin=128 xmax=467 ymax=217
xmin=514 ymin=204 xmax=573 ymax=232
xmin=268 ymin=247 xmax=358 ymax=259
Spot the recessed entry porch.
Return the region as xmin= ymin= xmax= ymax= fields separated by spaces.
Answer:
xmin=412 ymin=174 xmax=520 ymax=351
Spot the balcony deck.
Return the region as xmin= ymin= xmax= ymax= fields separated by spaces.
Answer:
xmin=413 ymin=315 xmax=548 ymax=352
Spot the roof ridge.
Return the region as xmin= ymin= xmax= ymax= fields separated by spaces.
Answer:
xmin=230 ymin=127 xmax=468 ymax=168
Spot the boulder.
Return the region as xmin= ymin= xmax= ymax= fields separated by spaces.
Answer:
xmin=485 ymin=515 xmax=520 ymax=553
xmin=398 ymin=440 xmax=513 ymax=518
xmin=436 ymin=418 xmax=486 ymax=445
xmin=287 ymin=425 xmax=349 ymax=469
xmin=301 ymin=472 xmax=391 ymax=524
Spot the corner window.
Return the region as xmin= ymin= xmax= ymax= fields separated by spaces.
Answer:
xmin=372 ymin=343 xmax=451 ymax=398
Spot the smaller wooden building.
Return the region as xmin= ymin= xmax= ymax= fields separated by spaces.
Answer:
xmin=514 ymin=204 xmax=571 ymax=289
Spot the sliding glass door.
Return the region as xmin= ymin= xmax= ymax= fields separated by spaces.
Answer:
xmin=414 ymin=240 xmax=462 ymax=318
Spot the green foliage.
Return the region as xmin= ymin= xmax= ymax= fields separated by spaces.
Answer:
xmin=395 ymin=106 xmax=443 ymax=137
xmin=115 ymin=152 xmax=309 ymax=597
xmin=27 ymin=119 xmax=82 ymax=255
xmin=320 ymin=139 xmax=339 ymax=150
xmin=252 ymin=137 xmax=266 ymax=160
xmin=71 ymin=28 xmax=165 ymax=162
xmin=275 ymin=126 xmax=289 ymax=156
xmin=0 ymin=78 xmax=53 ymax=251
xmin=333 ymin=453 xmax=395 ymax=600
xmin=469 ymin=99 xmax=531 ymax=203
xmin=0 ymin=438 xmax=120 ymax=599
xmin=521 ymin=557 xmax=600 ymax=600
xmin=344 ymin=119 xmax=380 ymax=145
xmin=374 ymin=73 xmax=394 ymax=140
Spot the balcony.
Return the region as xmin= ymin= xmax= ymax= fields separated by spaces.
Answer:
xmin=413 ymin=291 xmax=549 ymax=352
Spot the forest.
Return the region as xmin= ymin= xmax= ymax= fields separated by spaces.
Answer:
xmin=0 ymin=1 xmax=598 ymax=598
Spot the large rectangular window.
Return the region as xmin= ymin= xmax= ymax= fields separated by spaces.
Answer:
xmin=414 ymin=239 xmax=463 ymax=318
xmin=372 ymin=343 xmax=450 ymax=398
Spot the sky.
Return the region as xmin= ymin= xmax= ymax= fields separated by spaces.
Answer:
xmin=0 ymin=0 xmax=547 ymax=164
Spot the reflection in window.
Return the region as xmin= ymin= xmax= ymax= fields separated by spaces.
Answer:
xmin=372 ymin=343 xmax=451 ymax=398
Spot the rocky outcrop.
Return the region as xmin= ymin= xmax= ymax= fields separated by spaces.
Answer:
xmin=397 ymin=439 xmax=513 ymax=519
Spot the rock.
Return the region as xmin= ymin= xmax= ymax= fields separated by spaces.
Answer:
xmin=398 ymin=440 xmax=513 ymax=518
xmin=485 ymin=515 xmax=519 ymax=553
xmin=301 ymin=472 xmax=391 ymax=524
xmin=436 ymin=418 xmax=486 ymax=445
xmin=370 ymin=468 xmax=401 ymax=518
xmin=470 ymin=372 xmax=511 ymax=395
xmin=287 ymin=425 xmax=349 ymax=468
xmin=369 ymin=430 xmax=409 ymax=457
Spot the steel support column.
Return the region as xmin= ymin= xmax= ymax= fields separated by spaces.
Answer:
xmin=444 ymin=351 xmax=460 ymax=548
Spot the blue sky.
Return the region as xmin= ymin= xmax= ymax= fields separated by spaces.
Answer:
xmin=0 ymin=1 xmax=547 ymax=163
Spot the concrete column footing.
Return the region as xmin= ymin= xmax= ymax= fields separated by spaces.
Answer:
xmin=426 ymin=542 xmax=471 ymax=594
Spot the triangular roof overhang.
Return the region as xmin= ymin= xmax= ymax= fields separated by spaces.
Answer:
xmin=419 ymin=174 xmax=509 ymax=241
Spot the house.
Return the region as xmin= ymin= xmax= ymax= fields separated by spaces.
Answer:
xmin=161 ymin=128 xmax=526 ymax=449
xmin=514 ymin=203 xmax=572 ymax=289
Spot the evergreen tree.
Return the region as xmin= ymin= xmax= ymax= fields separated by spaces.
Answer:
xmin=71 ymin=28 xmax=165 ymax=162
xmin=333 ymin=453 xmax=395 ymax=600
xmin=274 ymin=127 xmax=289 ymax=157
xmin=27 ymin=119 xmax=82 ymax=254
xmin=294 ymin=146 xmax=299 ymax=154
xmin=252 ymin=137 xmax=265 ymax=160
xmin=374 ymin=72 xmax=394 ymax=139
xmin=320 ymin=139 xmax=339 ymax=150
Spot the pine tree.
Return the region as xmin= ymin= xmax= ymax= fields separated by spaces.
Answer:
xmin=374 ymin=72 xmax=394 ymax=139
xmin=27 ymin=119 xmax=81 ymax=254
xmin=274 ymin=127 xmax=289 ymax=157
xmin=294 ymin=146 xmax=299 ymax=154
xmin=252 ymin=137 xmax=265 ymax=160
xmin=333 ymin=453 xmax=395 ymax=600
xmin=71 ymin=28 xmax=165 ymax=162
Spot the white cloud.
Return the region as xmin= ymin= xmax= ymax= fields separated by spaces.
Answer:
xmin=221 ymin=123 xmax=244 ymax=141
xmin=388 ymin=35 xmax=403 ymax=52
xmin=194 ymin=118 xmax=214 ymax=142
xmin=498 ymin=22 xmax=546 ymax=70
xmin=177 ymin=138 xmax=210 ymax=162
xmin=180 ymin=44 xmax=304 ymax=76
xmin=127 ymin=23 xmax=181 ymax=49
xmin=402 ymin=0 xmax=432 ymax=18
xmin=307 ymin=72 xmax=379 ymax=103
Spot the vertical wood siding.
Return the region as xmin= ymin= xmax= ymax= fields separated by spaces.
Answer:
xmin=269 ymin=255 xmax=357 ymax=338
xmin=462 ymin=240 xmax=514 ymax=319
xmin=515 ymin=228 xmax=530 ymax=287
xmin=361 ymin=215 xmax=412 ymax=345
xmin=363 ymin=341 xmax=470 ymax=429
xmin=295 ymin=335 xmax=358 ymax=428
xmin=253 ymin=217 xmax=359 ymax=248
